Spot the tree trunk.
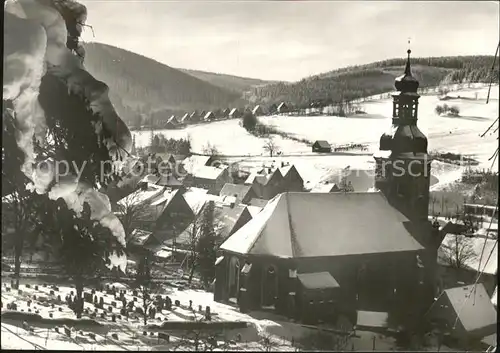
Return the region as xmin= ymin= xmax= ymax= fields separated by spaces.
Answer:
xmin=142 ymin=287 xmax=148 ymax=326
xmin=75 ymin=277 xmax=84 ymax=319
xmin=13 ymin=233 xmax=23 ymax=290
xmin=188 ymin=261 xmax=196 ymax=285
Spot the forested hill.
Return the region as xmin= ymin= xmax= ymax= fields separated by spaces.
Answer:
xmin=248 ymin=55 xmax=499 ymax=107
xmin=82 ymin=42 xmax=245 ymax=125
xmin=177 ymin=68 xmax=275 ymax=93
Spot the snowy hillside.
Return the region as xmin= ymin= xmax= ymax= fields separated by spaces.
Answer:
xmin=133 ymin=85 xmax=498 ymax=190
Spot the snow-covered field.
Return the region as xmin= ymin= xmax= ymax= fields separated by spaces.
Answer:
xmin=133 ymin=85 xmax=498 ymax=190
xmin=2 ymin=277 xmax=404 ymax=351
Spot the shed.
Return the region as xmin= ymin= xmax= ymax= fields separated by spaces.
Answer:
xmin=180 ymin=113 xmax=190 ymax=124
xmin=312 ymin=140 xmax=331 ymax=153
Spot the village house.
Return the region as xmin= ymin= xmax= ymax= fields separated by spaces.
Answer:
xmin=189 ymin=110 xmax=199 ymax=122
xmin=436 ymin=233 xmax=498 ymax=296
xmin=179 ymin=113 xmax=190 ymax=124
xmin=222 ymin=108 xmax=230 ymax=118
xmin=229 ymin=108 xmax=242 ymax=119
xmin=245 ymin=168 xmax=284 ymax=200
xmin=428 ymin=284 xmax=497 ymax=349
xmin=203 ymin=111 xmax=216 ymax=122
xmin=312 ymin=140 xmax=332 ymax=153
xmin=252 ymin=105 xmax=263 ymax=116
xmin=164 ymin=115 xmax=178 ymax=129
xmin=215 ymin=50 xmax=442 ymax=326
xmin=219 ymin=183 xmax=257 ymax=205
xmin=181 ymin=155 xmax=217 ymax=175
xmin=268 ymin=103 xmax=277 ymax=115
xmin=277 ymin=102 xmax=289 ymax=114
xmin=166 ymin=198 xmax=253 ymax=250
xmin=279 ymin=163 xmax=304 ymax=192
xmin=116 ymin=183 xmax=195 ymax=248
xmin=184 ymin=165 xmax=233 ymax=195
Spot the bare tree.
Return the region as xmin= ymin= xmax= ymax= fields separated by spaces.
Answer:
xmin=263 ymin=137 xmax=280 ymax=157
xmin=430 ymin=195 xmax=437 ymax=216
xmin=116 ymin=184 xmax=151 ymax=239
xmin=135 ymin=254 xmax=156 ymax=326
xmin=440 ymin=234 xmax=477 ymax=270
xmin=202 ymin=142 xmax=220 ymax=157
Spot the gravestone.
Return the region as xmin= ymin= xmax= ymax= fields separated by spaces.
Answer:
xmin=198 ymin=305 xmax=202 ymax=312
xmin=100 ymin=312 xmax=106 ymax=319
xmin=111 ymin=333 xmax=118 ymax=340
xmin=189 ymin=300 xmax=192 ymax=309
xmin=120 ymin=308 xmax=126 ymax=316
xmin=133 ymin=297 xmax=137 ymax=302
xmin=84 ymin=292 xmax=93 ymax=303
xmin=205 ymin=306 xmax=211 ymax=321
xmin=27 ymin=300 xmax=31 ymax=307
xmin=112 ymin=314 xmax=116 ymax=322
xmin=49 ymin=290 xmax=54 ymax=296
xmin=132 ymin=290 xmax=138 ymax=297
xmin=10 ymin=303 xmax=17 ymax=310
xmin=25 ymin=284 xmax=31 ymax=289
xmin=34 ymin=285 xmax=38 ymax=290
xmin=108 ymin=306 xmax=113 ymax=313
xmin=150 ymin=332 xmax=155 ymax=337
xmin=99 ymin=297 xmax=104 ymax=308
xmin=58 ymin=307 xmax=62 ymax=312
xmin=49 ymin=313 xmax=53 ymax=318
xmin=18 ymin=289 xmax=23 ymax=295
xmin=94 ymin=295 xmax=98 ymax=304
xmin=111 ymin=301 xmax=117 ymax=308
xmin=175 ymin=300 xmax=180 ymax=307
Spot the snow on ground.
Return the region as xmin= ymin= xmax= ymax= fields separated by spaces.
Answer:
xmin=0 ymin=277 xmax=317 ymax=351
xmin=133 ymin=85 xmax=498 ymax=190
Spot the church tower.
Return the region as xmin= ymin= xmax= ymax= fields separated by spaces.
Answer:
xmin=374 ymin=49 xmax=432 ymax=221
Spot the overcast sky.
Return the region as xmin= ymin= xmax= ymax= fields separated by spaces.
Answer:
xmin=79 ymin=0 xmax=499 ymax=81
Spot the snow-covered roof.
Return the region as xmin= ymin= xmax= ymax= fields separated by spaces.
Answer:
xmin=117 ymin=184 xmax=164 ymax=207
xmin=310 ymin=182 xmax=340 ymax=193
xmin=182 ymin=155 xmax=212 ymax=174
xmin=229 ymin=108 xmax=239 ymax=116
xmin=246 ymin=205 xmax=263 ymax=217
xmin=438 ymin=234 xmax=498 ymax=275
xmin=204 ymin=111 xmax=215 ymax=120
xmin=221 ymin=191 xmax=422 ymax=258
xmin=252 ymin=105 xmax=261 ymax=115
xmin=192 ymin=166 xmax=226 ymax=180
xmin=443 ymin=284 xmax=497 ymax=334
xmin=492 ymin=286 xmax=497 ymax=306
xmin=220 ymin=183 xmax=253 ymax=202
xmin=182 ymin=187 xmax=210 ymax=215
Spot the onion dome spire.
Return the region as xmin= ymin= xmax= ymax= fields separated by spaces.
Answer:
xmin=394 ymin=45 xmax=419 ymax=93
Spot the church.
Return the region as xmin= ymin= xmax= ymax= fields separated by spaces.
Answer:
xmin=214 ymin=50 xmax=441 ymax=324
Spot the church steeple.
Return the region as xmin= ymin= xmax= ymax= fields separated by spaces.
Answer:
xmin=374 ymin=47 xmax=432 ymax=221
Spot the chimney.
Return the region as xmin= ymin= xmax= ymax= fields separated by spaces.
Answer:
xmin=281 ymin=162 xmax=285 ymax=167
xmin=268 ymin=167 xmax=272 ymax=174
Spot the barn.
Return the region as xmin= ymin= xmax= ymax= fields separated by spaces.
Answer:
xmin=215 ymin=192 xmax=428 ymax=321
xmin=312 ymin=140 xmax=331 ymax=153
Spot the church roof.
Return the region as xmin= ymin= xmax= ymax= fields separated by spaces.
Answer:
xmin=220 ymin=191 xmax=424 ymax=258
